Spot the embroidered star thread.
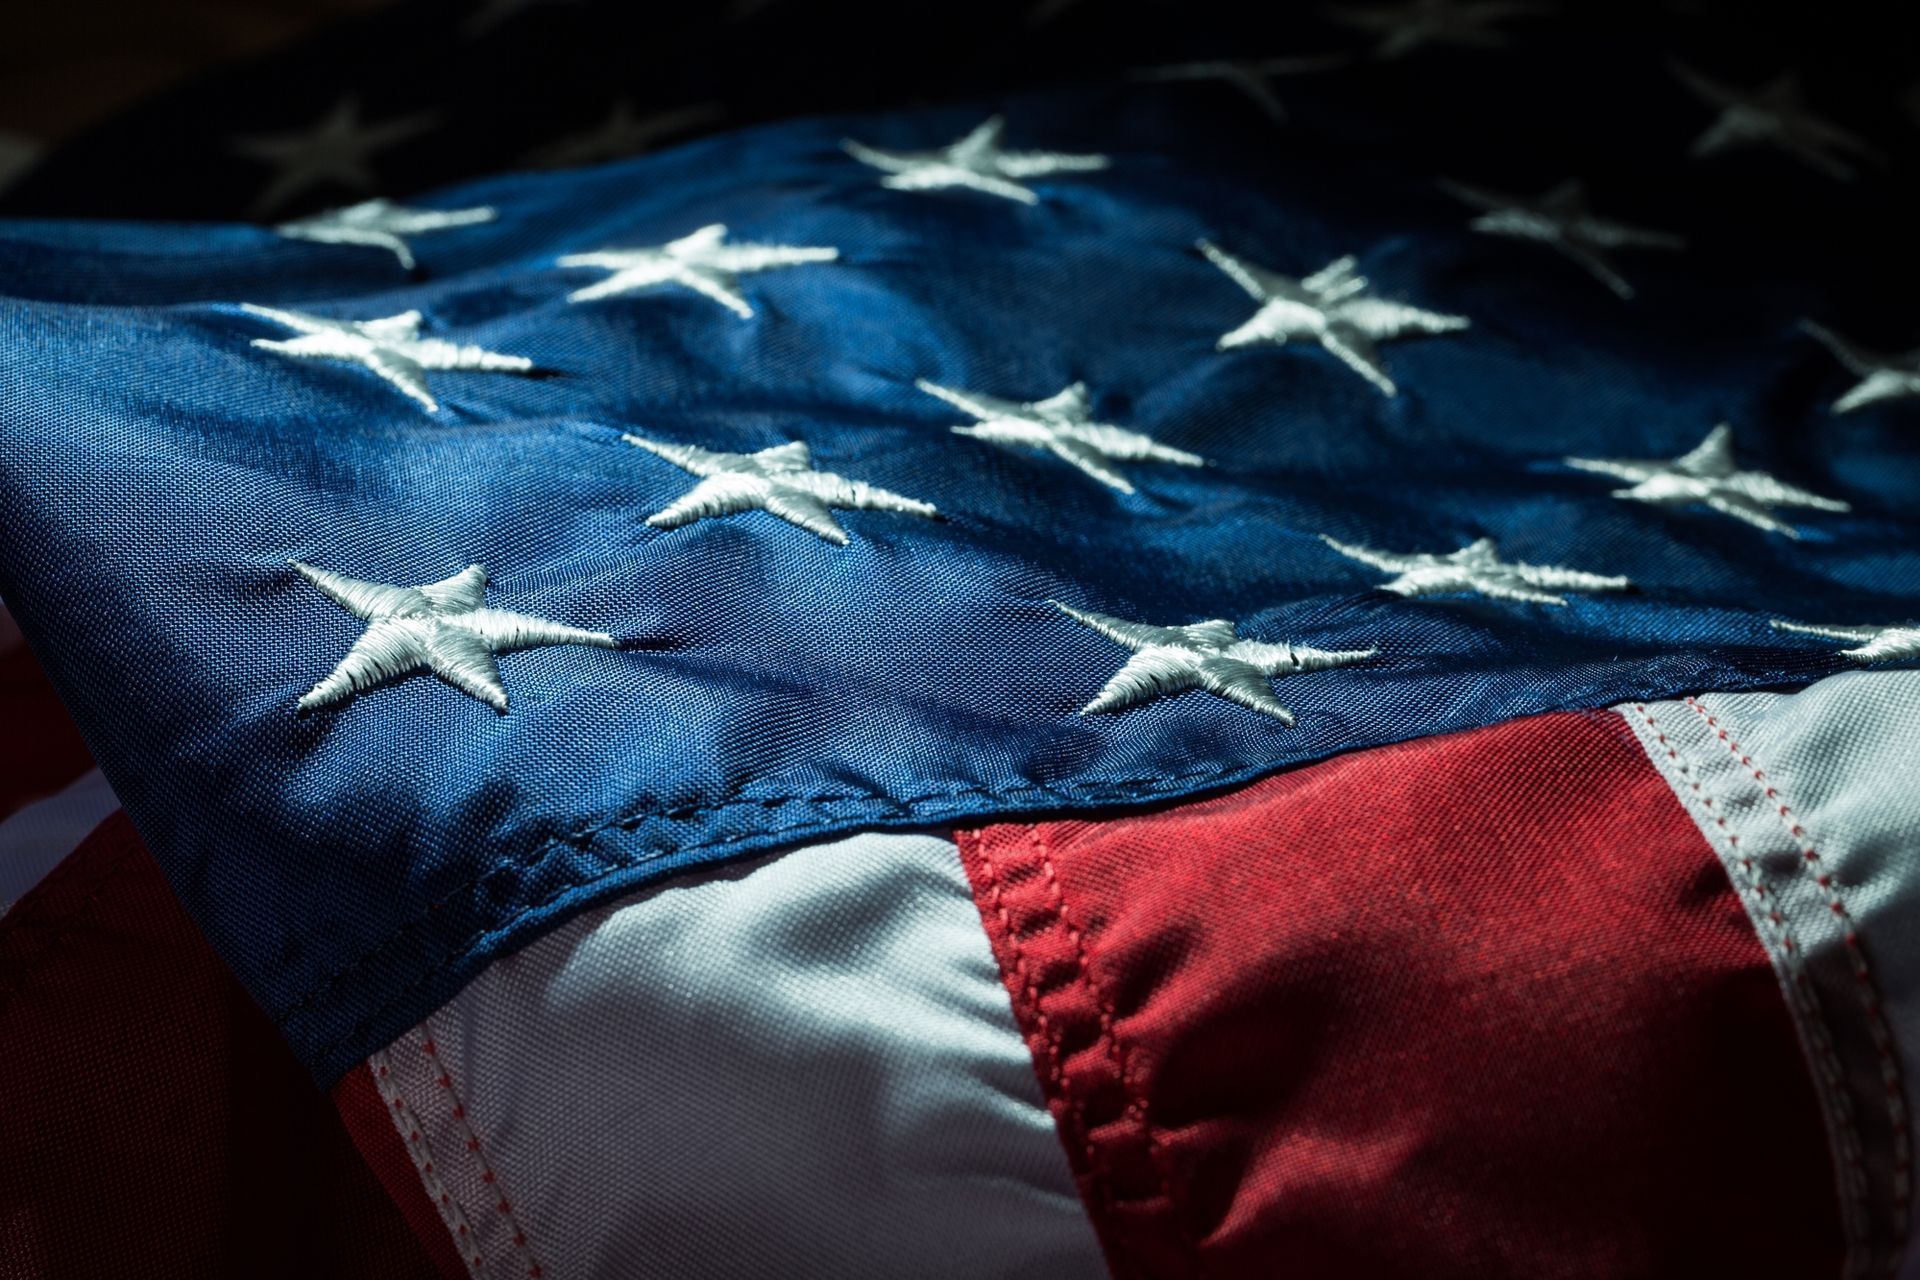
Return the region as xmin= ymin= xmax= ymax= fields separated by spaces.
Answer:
xmin=1198 ymin=240 xmax=1469 ymax=396
xmin=273 ymin=199 xmax=496 ymax=270
xmin=1440 ymin=178 xmax=1682 ymax=299
xmin=240 ymin=305 xmax=535 ymax=412
xmin=623 ymin=435 xmax=938 ymax=544
xmin=1564 ymin=424 xmax=1850 ymax=537
xmin=1132 ymin=55 xmax=1348 ymax=123
xmin=1054 ymin=601 xmax=1375 ymax=724
xmin=557 ymin=224 xmax=838 ymax=316
xmin=1802 ymin=322 xmax=1920 ymax=415
xmin=293 ymin=562 xmax=615 ymax=712
xmin=842 ymin=115 xmax=1110 ymax=205
xmin=1321 ymin=534 xmax=1632 ymax=605
xmin=1326 ymin=0 xmax=1548 ymax=60
xmin=230 ymin=97 xmax=438 ymax=218
xmin=1672 ymin=65 xmax=1880 ymax=181
xmin=915 ymin=380 xmax=1203 ymax=493
xmin=1770 ymin=620 xmax=1920 ymax=664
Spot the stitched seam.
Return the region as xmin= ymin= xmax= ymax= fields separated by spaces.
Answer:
xmin=1629 ymin=703 xmax=1871 ymax=1265
xmin=296 ymin=761 xmax=1267 ymax=1064
xmin=965 ymin=830 xmax=1087 ymax=1162
xmin=288 ymin=759 xmax=1259 ymax=1020
xmin=369 ymin=1046 xmax=488 ymax=1276
xmin=309 ymin=802 xmax=918 ymax=1064
xmin=419 ymin=1024 xmax=545 ymax=1280
xmin=1030 ymin=824 xmax=1189 ymax=1233
xmin=1686 ymin=696 xmax=1914 ymax=1240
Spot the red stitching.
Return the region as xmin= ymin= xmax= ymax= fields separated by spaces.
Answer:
xmin=1685 ymin=697 xmax=1914 ymax=1232
xmin=366 ymin=1047 xmax=486 ymax=1273
xmin=419 ymin=1024 xmax=545 ymax=1279
xmin=1028 ymin=824 xmax=1185 ymax=1222
xmin=1629 ymin=704 xmax=1872 ymax=1258
xmin=964 ymin=832 xmax=1081 ymax=1124
xmin=967 ymin=820 xmax=1202 ymax=1279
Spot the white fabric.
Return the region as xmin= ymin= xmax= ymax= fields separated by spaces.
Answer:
xmin=372 ymin=829 xmax=1106 ymax=1279
xmin=1619 ymin=672 xmax=1920 ymax=1277
xmin=0 ymin=769 xmax=119 ymax=916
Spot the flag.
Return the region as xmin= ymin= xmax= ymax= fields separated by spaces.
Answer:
xmin=2 ymin=1 xmax=1918 ymax=1276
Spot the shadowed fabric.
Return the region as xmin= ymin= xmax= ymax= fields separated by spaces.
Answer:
xmin=958 ymin=710 xmax=1842 ymax=1279
xmin=0 ymin=639 xmax=94 ymax=822
xmin=1622 ymin=672 xmax=1920 ymax=1276
xmin=0 ymin=813 xmax=438 ymax=1280
xmin=0 ymin=769 xmax=117 ymax=913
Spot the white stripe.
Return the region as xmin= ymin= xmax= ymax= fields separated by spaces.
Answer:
xmin=1619 ymin=671 xmax=1920 ymax=1278
xmin=0 ymin=769 xmax=120 ymax=916
xmin=370 ymin=829 xmax=1105 ymax=1279
xmin=368 ymin=1046 xmax=491 ymax=1276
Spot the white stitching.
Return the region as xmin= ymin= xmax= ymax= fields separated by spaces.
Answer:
xmin=368 ymin=1047 xmax=490 ymax=1275
xmin=1685 ymin=696 xmax=1913 ymax=1257
xmin=1625 ymin=703 xmax=1872 ymax=1273
xmin=418 ymin=1019 xmax=546 ymax=1279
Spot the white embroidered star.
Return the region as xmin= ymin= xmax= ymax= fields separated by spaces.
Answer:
xmin=1439 ymin=178 xmax=1683 ymax=299
xmin=622 ymin=435 xmax=938 ymax=544
xmin=914 ymin=380 xmax=1203 ymax=493
xmin=1802 ymin=322 xmax=1920 ymax=415
xmin=1326 ymin=0 xmax=1548 ymax=60
xmin=1770 ymin=619 xmax=1920 ymax=664
xmin=1055 ymin=602 xmax=1374 ymax=724
xmin=1198 ymin=240 xmax=1469 ymax=396
xmin=273 ymin=198 xmax=496 ymax=270
xmin=230 ymin=97 xmax=438 ymax=218
xmin=841 ymin=115 xmax=1110 ymax=205
xmin=557 ymin=224 xmax=838 ymax=316
xmin=1672 ymin=66 xmax=1879 ymax=181
xmin=1132 ymin=54 xmax=1347 ymax=124
xmin=523 ymin=99 xmax=723 ymax=168
xmin=293 ymin=562 xmax=615 ymax=713
xmin=1320 ymin=534 xmax=1632 ymax=605
xmin=464 ymin=0 xmax=579 ymax=37
xmin=240 ymin=305 xmax=535 ymax=412
xmin=1564 ymin=424 xmax=1850 ymax=538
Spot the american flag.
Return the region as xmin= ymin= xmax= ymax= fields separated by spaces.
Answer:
xmin=2 ymin=1 xmax=1917 ymax=1277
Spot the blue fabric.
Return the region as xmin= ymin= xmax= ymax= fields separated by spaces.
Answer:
xmin=2 ymin=83 xmax=1915 ymax=1082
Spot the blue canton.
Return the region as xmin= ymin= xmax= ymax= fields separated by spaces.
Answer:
xmin=1 ymin=82 xmax=1915 ymax=1082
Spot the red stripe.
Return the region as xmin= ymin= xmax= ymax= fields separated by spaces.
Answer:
xmin=0 ymin=637 xmax=95 ymax=820
xmin=958 ymin=709 xmax=1842 ymax=1278
xmin=0 ymin=812 xmax=440 ymax=1278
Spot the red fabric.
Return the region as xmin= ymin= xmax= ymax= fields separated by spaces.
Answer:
xmin=0 ymin=638 xmax=95 ymax=819
xmin=0 ymin=812 xmax=439 ymax=1280
xmin=958 ymin=709 xmax=1843 ymax=1279
xmin=334 ymin=1065 xmax=473 ymax=1280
